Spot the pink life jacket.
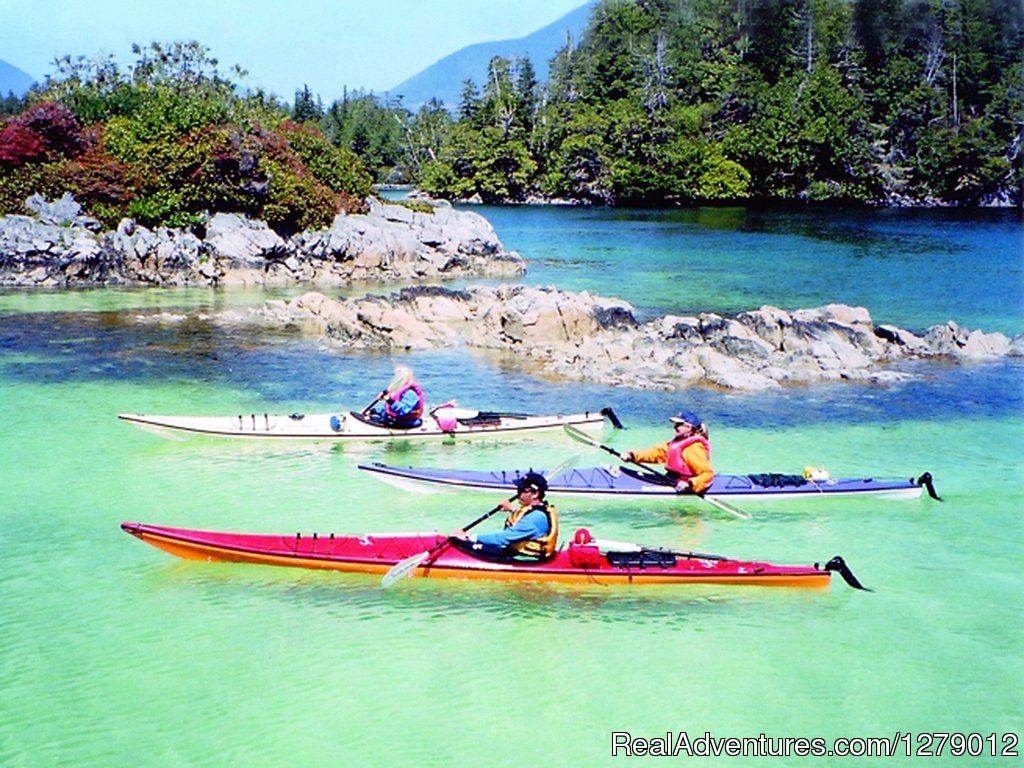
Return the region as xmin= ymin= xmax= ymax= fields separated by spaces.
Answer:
xmin=665 ymin=435 xmax=711 ymax=478
xmin=385 ymin=381 xmax=425 ymax=421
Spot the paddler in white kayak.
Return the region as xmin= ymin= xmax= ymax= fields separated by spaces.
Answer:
xmin=366 ymin=365 xmax=426 ymax=428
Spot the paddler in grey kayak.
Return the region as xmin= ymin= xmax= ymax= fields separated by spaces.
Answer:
xmin=623 ymin=410 xmax=715 ymax=494
xmin=451 ymin=472 xmax=559 ymax=559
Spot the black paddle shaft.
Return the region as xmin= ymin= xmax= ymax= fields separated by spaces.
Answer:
xmin=385 ymin=454 xmax=580 ymax=587
xmin=577 ymin=431 xmax=674 ymax=483
xmin=462 ymin=502 xmax=510 ymax=534
xmin=427 ymin=493 xmax=517 ymax=558
xmin=564 ymin=424 xmax=677 ymax=483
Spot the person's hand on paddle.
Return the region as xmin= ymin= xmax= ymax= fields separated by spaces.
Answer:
xmin=450 ymin=528 xmax=470 ymax=540
xmin=674 ymin=479 xmax=692 ymax=494
xmin=563 ymin=424 xmax=751 ymax=520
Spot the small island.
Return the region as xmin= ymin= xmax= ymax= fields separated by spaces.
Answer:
xmin=2 ymin=22 xmax=1020 ymax=393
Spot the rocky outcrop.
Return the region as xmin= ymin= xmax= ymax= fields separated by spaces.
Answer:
xmin=250 ymin=285 xmax=1022 ymax=391
xmin=0 ymin=196 xmax=524 ymax=287
xmin=6 ymin=194 xmax=1019 ymax=392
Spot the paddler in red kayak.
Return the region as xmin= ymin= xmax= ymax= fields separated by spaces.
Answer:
xmin=451 ymin=472 xmax=559 ymax=559
xmin=623 ymin=410 xmax=715 ymax=494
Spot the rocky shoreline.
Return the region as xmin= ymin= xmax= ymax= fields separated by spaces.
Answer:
xmin=0 ymin=194 xmax=524 ymax=288
xmin=240 ymin=285 xmax=1020 ymax=391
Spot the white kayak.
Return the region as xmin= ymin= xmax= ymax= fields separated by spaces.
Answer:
xmin=118 ymin=405 xmax=622 ymax=441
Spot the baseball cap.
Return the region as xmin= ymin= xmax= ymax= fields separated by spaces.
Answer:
xmin=515 ymin=472 xmax=548 ymax=494
xmin=669 ymin=410 xmax=702 ymax=427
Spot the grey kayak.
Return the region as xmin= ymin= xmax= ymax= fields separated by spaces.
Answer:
xmin=358 ymin=462 xmax=938 ymax=501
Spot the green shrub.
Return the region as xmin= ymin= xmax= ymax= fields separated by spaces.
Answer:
xmin=279 ymin=120 xmax=373 ymax=199
xmin=0 ymin=162 xmax=64 ymax=214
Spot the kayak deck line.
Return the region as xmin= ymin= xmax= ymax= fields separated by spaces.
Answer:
xmin=120 ymin=522 xmax=852 ymax=589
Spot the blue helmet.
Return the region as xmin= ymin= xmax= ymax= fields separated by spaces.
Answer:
xmin=669 ymin=410 xmax=702 ymax=428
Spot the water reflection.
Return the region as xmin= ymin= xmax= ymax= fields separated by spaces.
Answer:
xmin=3 ymin=306 xmax=1020 ymax=429
xmin=169 ymin=560 xmax=827 ymax=628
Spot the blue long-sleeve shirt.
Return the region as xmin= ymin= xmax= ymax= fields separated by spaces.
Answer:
xmin=473 ymin=508 xmax=550 ymax=553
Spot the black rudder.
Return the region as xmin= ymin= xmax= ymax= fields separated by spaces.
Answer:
xmin=601 ymin=407 xmax=624 ymax=429
xmin=915 ymin=472 xmax=942 ymax=501
xmin=823 ymin=555 xmax=872 ymax=591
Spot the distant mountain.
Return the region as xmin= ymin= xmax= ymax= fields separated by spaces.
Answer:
xmin=388 ymin=0 xmax=597 ymax=110
xmin=0 ymin=59 xmax=36 ymax=96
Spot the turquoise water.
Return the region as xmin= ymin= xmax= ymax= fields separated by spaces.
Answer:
xmin=1 ymin=207 xmax=1022 ymax=767
xmin=481 ymin=205 xmax=1024 ymax=335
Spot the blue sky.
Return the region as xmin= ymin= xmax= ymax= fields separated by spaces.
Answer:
xmin=2 ymin=0 xmax=589 ymax=100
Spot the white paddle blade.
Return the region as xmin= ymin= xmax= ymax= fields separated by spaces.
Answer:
xmin=381 ymin=550 xmax=431 ymax=588
xmin=387 ymin=370 xmax=409 ymax=391
xmin=544 ymin=454 xmax=580 ymax=481
xmin=431 ymin=405 xmax=479 ymax=420
xmin=702 ymin=496 xmax=752 ymax=520
xmin=562 ymin=424 xmax=599 ymax=447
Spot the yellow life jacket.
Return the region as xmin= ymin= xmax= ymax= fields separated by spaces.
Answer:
xmin=504 ymin=502 xmax=559 ymax=559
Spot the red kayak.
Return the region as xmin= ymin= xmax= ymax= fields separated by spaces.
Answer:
xmin=121 ymin=522 xmax=866 ymax=589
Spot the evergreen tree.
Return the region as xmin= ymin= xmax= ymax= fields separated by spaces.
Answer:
xmin=321 ymin=90 xmax=406 ymax=181
xmin=293 ymin=85 xmax=324 ymax=123
xmin=572 ymin=0 xmax=659 ymax=102
xmin=515 ymin=56 xmax=540 ymax=138
xmin=458 ymin=79 xmax=481 ymax=126
xmin=1 ymin=91 xmax=27 ymax=117
xmin=401 ymin=98 xmax=453 ymax=178
xmin=546 ymin=31 xmax=580 ymax=106
xmin=411 ymin=0 xmax=1020 ymax=207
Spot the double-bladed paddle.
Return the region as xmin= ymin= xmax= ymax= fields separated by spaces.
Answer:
xmin=381 ymin=454 xmax=580 ymax=588
xmin=380 ymin=503 xmax=505 ymax=588
xmin=562 ymin=424 xmax=752 ymax=520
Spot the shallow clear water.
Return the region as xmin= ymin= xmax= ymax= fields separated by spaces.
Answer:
xmin=1 ymin=206 xmax=1022 ymax=767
